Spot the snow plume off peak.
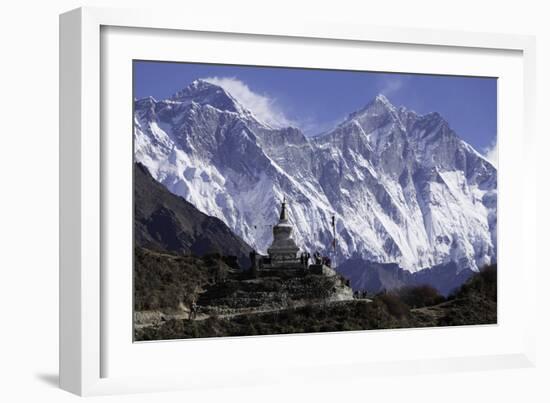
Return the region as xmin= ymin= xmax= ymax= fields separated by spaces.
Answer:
xmin=134 ymin=82 xmax=497 ymax=274
xmin=201 ymin=77 xmax=296 ymax=129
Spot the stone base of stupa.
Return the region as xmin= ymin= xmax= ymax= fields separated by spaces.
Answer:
xmin=262 ymin=258 xmax=303 ymax=270
xmin=308 ymin=264 xmax=337 ymax=277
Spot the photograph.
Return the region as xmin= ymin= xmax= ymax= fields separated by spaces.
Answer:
xmin=132 ymin=61 xmax=498 ymax=341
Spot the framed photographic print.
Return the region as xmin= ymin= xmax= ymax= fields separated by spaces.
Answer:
xmin=60 ymin=6 xmax=537 ymax=396
xmin=132 ymin=61 xmax=498 ymax=341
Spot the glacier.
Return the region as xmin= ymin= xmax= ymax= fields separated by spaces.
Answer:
xmin=134 ymin=79 xmax=497 ymax=274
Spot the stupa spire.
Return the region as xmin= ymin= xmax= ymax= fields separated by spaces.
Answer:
xmin=279 ymin=196 xmax=288 ymax=221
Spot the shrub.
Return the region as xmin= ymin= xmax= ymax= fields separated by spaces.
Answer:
xmin=134 ymin=247 xmax=229 ymax=311
xmin=449 ymin=264 xmax=497 ymax=302
xmin=395 ymin=285 xmax=445 ymax=308
xmin=376 ymin=293 xmax=410 ymax=319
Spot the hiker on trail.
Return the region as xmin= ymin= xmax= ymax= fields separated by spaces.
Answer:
xmin=189 ymin=300 xmax=198 ymax=320
xmin=300 ymin=252 xmax=305 ymax=266
xmin=249 ymin=249 xmax=257 ymax=271
xmin=314 ymin=251 xmax=321 ymax=265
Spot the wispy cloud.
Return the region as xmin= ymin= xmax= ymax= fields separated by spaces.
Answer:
xmin=202 ymin=76 xmax=296 ymax=128
xmin=483 ymin=138 xmax=498 ymax=168
xmin=377 ymin=76 xmax=405 ymax=97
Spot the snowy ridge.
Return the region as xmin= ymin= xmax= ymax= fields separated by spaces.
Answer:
xmin=134 ymin=79 xmax=497 ymax=273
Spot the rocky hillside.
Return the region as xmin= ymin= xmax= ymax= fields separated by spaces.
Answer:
xmin=134 ymin=247 xmax=354 ymax=336
xmin=134 ymin=247 xmax=231 ymax=312
xmin=135 ymin=265 xmax=497 ymax=340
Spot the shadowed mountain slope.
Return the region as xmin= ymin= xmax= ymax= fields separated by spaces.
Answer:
xmin=134 ymin=162 xmax=253 ymax=268
xmin=336 ymin=257 xmax=474 ymax=296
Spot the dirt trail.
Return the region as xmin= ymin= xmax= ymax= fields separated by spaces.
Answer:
xmin=192 ymin=298 xmax=372 ymax=321
xmin=410 ymin=300 xmax=455 ymax=322
xmin=136 ymin=298 xmax=373 ymax=328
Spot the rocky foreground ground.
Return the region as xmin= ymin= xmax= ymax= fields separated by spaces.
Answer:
xmin=134 ymin=248 xmax=497 ymax=341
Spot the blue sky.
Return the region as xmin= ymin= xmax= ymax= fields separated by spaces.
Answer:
xmin=134 ymin=61 xmax=497 ymax=160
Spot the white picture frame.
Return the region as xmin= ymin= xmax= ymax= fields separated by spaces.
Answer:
xmin=59 ymin=6 xmax=537 ymax=396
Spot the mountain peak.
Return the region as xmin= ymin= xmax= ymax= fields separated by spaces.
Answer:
xmin=370 ymin=94 xmax=399 ymax=114
xmin=339 ymin=93 xmax=399 ymax=129
xmin=171 ymin=78 xmax=227 ymax=97
xmin=188 ymin=78 xmax=219 ymax=91
xmin=170 ymin=79 xmax=245 ymax=115
xmin=360 ymin=93 xmax=398 ymax=114
xmin=374 ymin=93 xmax=392 ymax=106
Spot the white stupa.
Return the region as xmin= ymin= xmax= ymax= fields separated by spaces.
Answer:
xmin=266 ymin=197 xmax=301 ymax=267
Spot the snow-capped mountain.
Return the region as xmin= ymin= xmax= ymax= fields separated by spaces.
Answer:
xmin=134 ymin=79 xmax=497 ymax=273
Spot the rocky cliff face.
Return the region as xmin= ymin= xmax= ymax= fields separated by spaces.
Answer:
xmin=134 ymin=79 xmax=496 ymax=275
